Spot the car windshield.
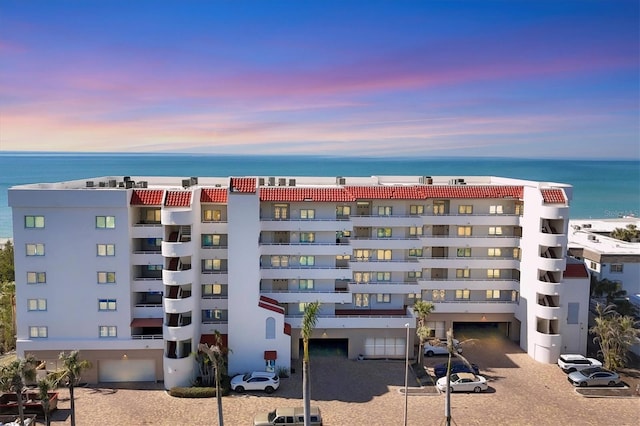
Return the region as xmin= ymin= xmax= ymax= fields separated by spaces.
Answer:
xmin=242 ymin=373 xmax=252 ymax=381
xmin=580 ymin=368 xmax=599 ymax=376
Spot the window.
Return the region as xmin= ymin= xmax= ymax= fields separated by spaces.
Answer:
xmin=202 ymin=309 xmax=224 ymax=322
xmin=408 ymin=248 xmax=423 ymax=257
xmin=456 ymin=248 xmax=471 ymax=257
xmin=486 ymin=290 xmax=500 ymax=299
xmin=456 ymin=269 xmax=470 ymax=278
xmin=336 ymin=205 xmax=351 ymax=217
xmin=97 ymin=272 xmax=116 ymax=284
xmin=376 ymin=272 xmax=391 ymax=281
xmin=377 ymin=228 xmax=392 ymax=238
xmin=489 ymin=226 xmax=503 ymax=235
xmin=354 ymin=249 xmax=371 ymax=261
xmin=457 ymin=226 xmax=472 ymax=236
xmin=610 ymin=264 xmax=623 ymax=273
xmin=488 ymin=248 xmax=502 ymax=257
xmin=202 ymin=234 xmax=222 ymax=247
xmin=354 ymin=272 xmax=370 ymax=283
xmin=98 ymin=299 xmax=117 ymax=311
xmin=487 ymin=269 xmax=500 ymax=278
xmin=408 ymin=293 xmax=422 ymax=300
xmin=144 ymin=209 xmax=161 ymax=223
xmin=410 ymin=205 xmax=424 ymax=215
xmin=567 ymin=303 xmax=579 ymax=324
xmin=26 ymin=244 xmax=45 ymax=256
xmin=266 ymin=317 xmax=275 ymax=339
xmin=489 ymin=205 xmax=504 ymax=215
xmin=376 ymin=249 xmax=391 ymax=260
xmin=458 ymin=205 xmax=473 ymax=214
xmin=512 ymin=290 xmax=519 ymax=302
xmin=27 ymin=299 xmax=46 ymax=311
xmin=589 ymin=261 xmax=597 ymax=269
xmin=300 ymin=209 xmax=315 ymax=219
xmin=408 ymin=270 xmax=422 ymax=278
xmin=354 ymin=293 xmax=370 ymax=307
xmin=96 ymin=216 xmax=116 ymax=228
xmin=147 ymin=264 xmax=162 ymax=271
xmin=299 ymin=256 xmax=315 ymax=266
xmin=26 ymin=272 xmax=46 ymax=284
xmin=512 ymin=248 xmax=521 ymax=260
xmin=515 ymin=202 xmax=524 ymax=216
xmin=203 ymin=259 xmax=222 ymax=271
xmin=432 ymin=289 xmax=445 ymax=301
xmin=299 ymin=279 xmax=314 ymax=290
xmin=455 ymin=289 xmax=470 ymax=300
xmin=273 ymin=204 xmax=288 ymax=219
xmin=377 ymin=206 xmax=392 ymax=216
xmin=300 ymin=232 xmax=315 ymax=243
xmin=376 ymin=294 xmax=391 ymax=303
xmin=99 ymin=326 xmax=117 ymax=337
xmin=202 ymin=209 xmax=222 ymax=222
xmin=433 ymin=201 xmax=446 ymax=215
xmin=29 ymin=326 xmax=47 ymax=338
xmin=202 ymin=283 xmax=223 ymax=296
xmin=270 ymin=256 xmax=289 ymax=268
xmin=25 ymin=215 xmax=45 ymax=228
xmin=97 ymin=244 xmax=115 ymax=256
xmin=409 ymin=226 xmax=423 ymax=236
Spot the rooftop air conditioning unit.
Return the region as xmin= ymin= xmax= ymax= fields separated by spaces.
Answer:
xmin=86 ymin=181 xmax=94 ymax=188
xmin=98 ymin=181 xmax=106 ymax=187
xmin=182 ymin=179 xmax=191 ymax=188
xmin=278 ymin=178 xmax=286 ymax=186
xmin=108 ymin=179 xmax=117 ymax=187
xmin=337 ymin=177 xmax=346 ymax=185
xmin=420 ymin=176 xmax=433 ymax=185
xmin=138 ymin=181 xmax=148 ymax=188
xmin=123 ymin=176 xmax=131 ymax=182
xmin=190 ymin=177 xmax=198 ymax=185
xmin=125 ymin=180 xmax=135 ymax=189
xmin=268 ymin=177 xmax=276 ymax=186
xmin=289 ymin=179 xmax=296 ymax=186
xmin=588 ymin=235 xmax=596 ymax=241
xmin=259 ymin=178 xmax=265 ymax=186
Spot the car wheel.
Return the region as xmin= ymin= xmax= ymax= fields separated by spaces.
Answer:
xmin=450 ymin=387 xmax=454 ymax=394
xmin=608 ymin=381 xmax=616 ymax=387
xmin=578 ymin=382 xmax=587 ymax=387
xmin=473 ymin=386 xmax=481 ymax=393
xmin=426 ymin=351 xmax=434 ymax=357
xmin=265 ymin=386 xmax=274 ymax=394
xmin=235 ymin=386 xmax=245 ymax=393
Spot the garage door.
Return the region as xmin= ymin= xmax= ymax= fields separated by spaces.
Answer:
xmin=364 ymin=337 xmax=406 ymax=357
xmin=427 ymin=321 xmax=446 ymax=339
xmin=98 ymin=359 xmax=155 ymax=383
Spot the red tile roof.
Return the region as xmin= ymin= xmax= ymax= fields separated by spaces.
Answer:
xmin=130 ymin=190 xmax=164 ymax=205
xmin=230 ymin=177 xmax=257 ymax=193
xmin=201 ymin=188 xmax=228 ymax=203
xmin=541 ymin=189 xmax=566 ymax=204
xmin=260 ymin=187 xmax=354 ymax=202
xmin=564 ymin=263 xmax=589 ymax=278
xmin=284 ymin=323 xmax=291 ymax=336
xmin=421 ymin=186 xmax=523 ymax=199
xmin=165 ymin=191 xmax=192 ymax=207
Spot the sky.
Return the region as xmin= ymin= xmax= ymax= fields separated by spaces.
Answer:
xmin=0 ymin=0 xmax=638 ymax=159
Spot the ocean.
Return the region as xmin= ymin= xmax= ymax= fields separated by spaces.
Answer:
xmin=1 ymin=153 xmax=638 ymax=238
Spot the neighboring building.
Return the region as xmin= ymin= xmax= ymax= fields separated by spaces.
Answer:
xmin=9 ymin=175 xmax=589 ymax=388
xmin=568 ymin=218 xmax=640 ymax=296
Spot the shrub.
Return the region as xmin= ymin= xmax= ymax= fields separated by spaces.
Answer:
xmin=169 ymin=386 xmax=217 ymax=398
xmin=277 ymin=366 xmax=290 ymax=378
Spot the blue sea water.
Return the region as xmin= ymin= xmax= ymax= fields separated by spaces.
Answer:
xmin=0 ymin=153 xmax=638 ymax=238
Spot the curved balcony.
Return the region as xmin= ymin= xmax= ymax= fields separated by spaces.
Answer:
xmin=539 ymin=205 xmax=569 ymax=220
xmin=163 ymin=356 xmax=193 ymax=389
xmin=162 ymin=240 xmax=194 ymax=258
xmin=164 ymin=296 xmax=196 ymax=314
xmin=535 ymin=304 xmax=561 ymax=320
xmin=537 ymin=257 xmax=566 ymax=272
xmin=535 ymin=281 xmax=562 ymax=296
xmin=162 ymin=269 xmax=194 ymax=286
xmin=161 ymin=208 xmax=193 ymax=226
xmin=533 ymin=330 xmax=562 ymax=348
xmin=163 ymin=323 xmax=195 ymax=341
xmin=538 ymin=232 xmax=567 ymax=247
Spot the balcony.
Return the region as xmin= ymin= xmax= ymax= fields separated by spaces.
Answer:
xmin=162 ymin=240 xmax=194 ymax=258
xmin=132 ymin=278 xmax=164 ymax=293
xmin=430 ymin=300 xmax=517 ymax=314
xmin=163 ymin=322 xmax=195 ymax=341
xmin=535 ymin=304 xmax=561 ymax=320
xmin=260 ymin=243 xmax=350 ymax=256
xmin=422 ymin=214 xmax=521 ymax=227
xmin=163 ymin=268 xmax=194 ymax=286
xmin=418 ymin=278 xmax=519 ymax=291
xmin=420 ymin=235 xmax=521 ymax=247
xmin=350 ymin=237 xmax=420 ymax=250
xmin=260 ymin=290 xmax=352 ymax=304
xmin=533 ymin=330 xmax=562 ymax=348
xmin=539 ymin=205 xmax=569 ymax=220
xmin=538 ymin=232 xmax=567 ymax=247
xmin=350 ymin=215 xmax=419 ymax=227
xmin=417 ymin=257 xmax=519 ymax=269
xmin=535 ymin=280 xmax=561 ymax=296
xmin=131 ymin=224 xmax=163 ymax=239
xmin=133 ymin=305 xmax=164 ymax=318
xmin=286 ymin=311 xmax=413 ymax=329
xmin=261 ymin=267 xmax=351 ymax=280
xmin=161 ymin=208 xmax=193 ymax=226
xmin=537 ymin=256 xmax=566 ymax=272
xmin=201 ymin=221 xmax=228 ymax=234
xmin=164 ymin=295 xmax=195 ymax=314
xmin=348 ymin=282 xmax=420 ymax=295
xmin=132 ymin=251 xmax=163 ymax=265
xmin=260 ymin=219 xmax=352 ymax=232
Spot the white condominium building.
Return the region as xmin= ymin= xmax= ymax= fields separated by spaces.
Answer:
xmin=9 ymin=175 xmax=590 ymax=389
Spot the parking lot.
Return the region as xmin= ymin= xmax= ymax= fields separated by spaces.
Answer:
xmin=46 ymin=328 xmax=639 ymax=425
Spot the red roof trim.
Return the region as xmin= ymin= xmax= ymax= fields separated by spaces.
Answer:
xmin=284 ymin=323 xmax=292 ymax=336
xmin=230 ymin=178 xmax=257 ymax=193
xmin=259 ymin=295 xmax=285 ymax=315
xmin=131 ymin=190 xmax=164 ymax=205
xmin=130 ymin=318 xmax=163 ymax=327
xmin=564 ymin=263 xmax=589 ymax=278
xmin=260 ymin=187 xmax=354 ymax=202
xmin=201 ymin=188 xmax=228 ymax=203
xmin=165 ymin=191 xmax=192 ymax=207
xmin=541 ymin=189 xmax=566 ymax=204
xmin=264 ymin=350 xmax=277 ymax=360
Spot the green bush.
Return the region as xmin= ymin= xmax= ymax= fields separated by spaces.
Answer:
xmin=169 ymin=386 xmax=217 ymax=398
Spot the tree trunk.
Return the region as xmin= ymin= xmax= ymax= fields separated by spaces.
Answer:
xmin=70 ymin=384 xmax=76 ymax=426
xmin=216 ymin=365 xmax=224 ymax=426
xmin=16 ymin=390 xmax=25 ymax=426
xmin=303 ymin=359 xmax=311 ymax=426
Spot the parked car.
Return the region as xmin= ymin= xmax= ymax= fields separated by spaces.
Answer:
xmin=253 ymin=406 xmax=323 ymax=426
xmin=557 ymin=354 xmax=602 ymax=373
xmin=567 ymin=367 xmax=621 ymax=387
xmin=423 ymin=339 xmax=462 ymax=357
xmin=433 ymin=360 xmax=480 ymax=378
xmin=231 ymin=371 xmax=280 ymax=393
xmin=436 ymin=372 xmax=488 ymax=393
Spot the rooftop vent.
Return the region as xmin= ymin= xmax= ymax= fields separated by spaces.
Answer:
xmin=449 ymin=178 xmax=466 ymax=185
xmin=86 ymin=181 xmax=94 ymax=188
xmin=420 ymin=176 xmax=433 ymax=185
xmin=289 ymin=179 xmax=296 ymax=187
xmin=336 ymin=176 xmax=346 ymax=185
xmin=268 ymin=177 xmax=276 ymax=186
xmin=182 ymin=179 xmax=191 ymax=188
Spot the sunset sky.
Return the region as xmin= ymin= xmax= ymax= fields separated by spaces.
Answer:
xmin=1 ymin=1 xmax=638 ymax=158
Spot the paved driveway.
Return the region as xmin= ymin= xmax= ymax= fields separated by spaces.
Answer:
xmin=48 ymin=330 xmax=638 ymax=425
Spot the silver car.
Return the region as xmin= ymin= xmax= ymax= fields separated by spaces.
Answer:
xmin=567 ymin=367 xmax=621 ymax=387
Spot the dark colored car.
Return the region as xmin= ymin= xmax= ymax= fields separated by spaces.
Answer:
xmin=433 ymin=361 xmax=480 ymax=378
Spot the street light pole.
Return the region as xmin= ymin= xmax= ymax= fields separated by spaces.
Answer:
xmin=404 ymin=323 xmax=410 ymax=426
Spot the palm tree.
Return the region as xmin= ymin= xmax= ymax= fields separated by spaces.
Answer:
xmin=590 ymin=303 xmax=640 ymax=370
xmin=412 ymin=300 xmax=435 ymax=367
xmin=0 ymin=355 xmax=37 ymax=426
xmin=37 ymin=376 xmax=54 ymax=426
xmin=610 ymin=224 xmax=639 ymax=242
xmin=301 ymin=301 xmax=320 ymax=426
xmin=54 ymin=350 xmax=91 ymax=426
xmin=198 ymin=331 xmax=228 ymax=426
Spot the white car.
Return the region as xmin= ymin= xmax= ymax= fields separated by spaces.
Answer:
xmin=436 ymin=372 xmax=488 ymax=393
xmin=557 ymin=354 xmax=602 ymax=373
xmin=231 ymin=371 xmax=280 ymax=393
xmin=424 ymin=339 xmax=462 ymax=357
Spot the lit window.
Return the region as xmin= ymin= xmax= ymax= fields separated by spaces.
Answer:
xmin=299 ymin=256 xmax=315 ymax=266
xmin=97 ymin=244 xmax=115 ymax=256
xmin=408 ymin=292 xmax=422 ymax=300
xmin=202 ymin=283 xmax=223 ymax=296
xmin=610 ymin=264 xmax=623 ymax=273
xmin=26 ymin=244 xmax=45 ymax=256
xmin=456 ymin=248 xmax=471 ymax=257
xmin=97 ymin=272 xmax=116 ymax=284
xmin=203 ymin=259 xmax=222 ymax=271
xmin=433 ymin=201 xmax=446 ymax=215
xmin=29 ymin=326 xmax=47 ymax=338
xmin=202 ymin=209 xmax=222 ymax=222
xmin=487 ymin=269 xmax=501 ymax=278
xmin=512 ymin=291 xmax=519 ymax=302
xmin=354 ymin=250 xmax=371 ymax=261
xmin=409 ymin=226 xmax=423 ymax=236
xmin=455 ymin=289 xmax=470 ymax=299
xmin=202 ymin=234 xmax=221 ymax=247
xmin=432 ymin=289 xmax=446 ymax=301
xmin=513 ymin=248 xmax=521 ymax=260
xmin=488 ymin=248 xmax=502 ymax=257
xmin=270 ymin=256 xmax=289 ymax=268
xmin=456 ymin=269 xmax=470 ymax=278
xmin=96 ymin=216 xmax=116 ymax=229
xmin=489 ymin=205 xmax=504 ymax=215
xmin=300 ymin=209 xmax=315 ymax=219
xmin=354 ymin=293 xmax=370 ymax=307
xmin=299 ymin=279 xmax=314 ymax=290
xmin=377 ymin=228 xmax=392 ymax=238
xmin=376 ymin=272 xmax=391 ymax=281
xmin=489 ymin=227 xmax=503 ymax=235
xmin=376 ymin=294 xmax=391 ymax=303
xmin=26 ymin=272 xmax=46 ymax=284
xmin=377 ymin=206 xmax=392 ymax=216
xmin=376 ymin=249 xmax=391 ymax=260
xmin=515 ymin=203 xmax=524 ymax=216
xmin=410 ymin=205 xmax=424 ymax=215
xmin=408 ymin=248 xmax=423 ymax=257
xmin=99 ymin=326 xmax=117 ymax=337
xmin=273 ymin=204 xmax=288 ymax=220
xmin=458 ymin=205 xmax=473 ymax=215
xmin=98 ymin=299 xmax=117 ymax=311
xmin=300 ymin=232 xmax=315 ymax=243
xmin=25 ymin=216 xmax=45 ymax=228
xmin=143 ymin=209 xmax=161 ymax=223
xmin=408 ymin=270 xmax=422 ymax=278
xmin=336 ymin=205 xmax=351 ymax=217
xmin=27 ymin=299 xmax=46 ymax=311
xmin=457 ymin=226 xmax=472 ymax=236
xmin=353 ymin=272 xmax=370 ymax=283
xmin=486 ymin=290 xmax=500 ymax=299
xmin=298 ymin=302 xmax=310 ymax=313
